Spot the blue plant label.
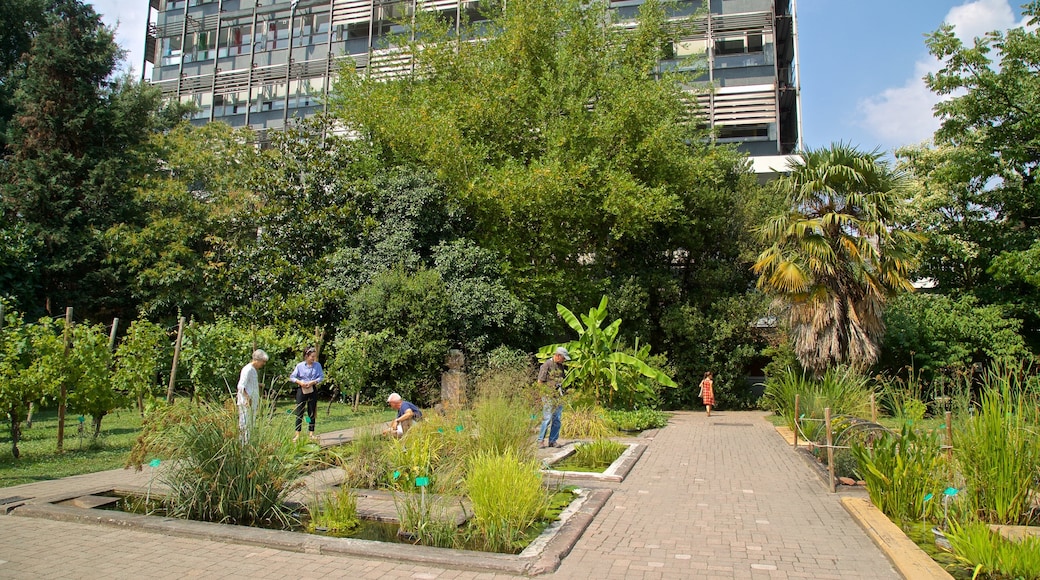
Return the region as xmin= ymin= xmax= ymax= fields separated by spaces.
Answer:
xmin=531 ymin=414 xmax=538 ymax=420
xmin=923 ymin=493 xmax=934 ymax=502
xmin=799 ymin=414 xmax=805 ymax=419
xmin=149 ymin=459 xmax=161 ymax=467
xmin=392 ymin=471 xmax=400 ymax=480
xmin=437 ymin=428 xmax=444 ymax=434
xmin=455 ymin=425 xmax=464 ymax=432
xmin=943 ymin=487 xmax=959 ymax=497
xmin=415 ymin=476 xmax=430 ymax=487
xmin=78 ymin=415 xmax=85 ymax=423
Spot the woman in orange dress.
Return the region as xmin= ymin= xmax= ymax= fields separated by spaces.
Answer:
xmin=698 ymin=371 xmax=714 ymax=417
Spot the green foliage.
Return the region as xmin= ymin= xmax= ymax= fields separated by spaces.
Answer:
xmin=335 ymin=428 xmax=393 ymax=490
xmin=307 ymin=487 xmax=360 ymax=535
xmin=605 ymin=408 xmax=669 ymax=432
xmin=65 ymin=322 xmax=124 ymax=439
xmin=325 ymin=330 xmax=388 ymax=404
xmin=955 ymin=370 xmax=1040 ymax=525
xmin=761 ymin=366 xmax=875 ymax=432
xmin=945 ymin=521 xmax=1040 ymax=579
xmin=569 ymin=439 xmax=627 ymax=470
xmin=879 ymin=293 xmax=1028 ymax=384
xmin=129 ymin=401 xmax=316 ymax=527
xmin=472 ymin=391 xmax=536 ymax=460
xmin=753 ymin=144 xmax=922 ymax=373
xmin=850 ymin=424 xmax=946 ymax=524
xmin=560 ymin=405 xmax=613 ymax=440
xmin=112 ymin=320 xmax=170 ymax=412
xmin=466 ymin=448 xmax=550 ymax=553
xmin=545 ymin=297 xmax=675 ymax=408
xmin=0 ymin=303 xmax=62 ymax=457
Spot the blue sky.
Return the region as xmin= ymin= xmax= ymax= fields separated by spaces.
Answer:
xmin=90 ymin=0 xmax=1029 ymax=155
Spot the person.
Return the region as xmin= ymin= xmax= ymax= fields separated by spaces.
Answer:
xmin=386 ymin=393 xmax=422 ymax=437
xmin=290 ymin=346 xmax=324 ymax=442
xmin=236 ymin=349 xmax=268 ymax=443
xmin=537 ymin=346 xmax=570 ymax=448
xmin=699 ymin=371 xmax=715 ymax=417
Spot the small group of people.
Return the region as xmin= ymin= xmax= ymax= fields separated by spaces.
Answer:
xmin=236 ymin=346 xmax=423 ymax=443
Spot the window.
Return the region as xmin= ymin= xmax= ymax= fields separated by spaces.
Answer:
xmin=293 ymin=13 xmax=330 ymax=47
xmin=219 ymin=24 xmax=251 ymax=57
xmin=717 ymin=124 xmax=769 ymax=140
xmin=715 ymin=33 xmax=766 ymax=56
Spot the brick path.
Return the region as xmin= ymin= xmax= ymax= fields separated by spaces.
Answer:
xmin=0 ymin=411 xmax=898 ymax=579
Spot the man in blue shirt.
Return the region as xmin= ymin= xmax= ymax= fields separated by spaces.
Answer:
xmin=386 ymin=392 xmax=422 ymax=436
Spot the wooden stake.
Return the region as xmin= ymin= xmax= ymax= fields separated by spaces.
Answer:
xmin=57 ymin=307 xmax=72 ymax=453
xmin=108 ymin=318 xmax=119 ymax=352
xmin=825 ymin=407 xmax=835 ymax=493
xmin=793 ymin=393 xmax=800 ymax=449
xmin=870 ymin=392 xmax=877 ymax=423
xmin=167 ymin=317 xmax=185 ymax=404
xmin=945 ymin=411 xmax=953 ymax=462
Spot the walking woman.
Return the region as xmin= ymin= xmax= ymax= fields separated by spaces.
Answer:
xmin=290 ymin=346 xmax=324 ymax=442
xmin=698 ymin=371 xmax=714 ymax=417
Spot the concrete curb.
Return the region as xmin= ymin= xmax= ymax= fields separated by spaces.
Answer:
xmin=841 ymin=497 xmax=953 ymax=580
xmin=11 ymin=486 xmax=612 ymax=577
xmin=542 ymin=443 xmax=645 ymax=485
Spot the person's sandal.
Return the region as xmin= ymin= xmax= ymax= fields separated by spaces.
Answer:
xmin=292 ymin=434 xmax=300 ymax=443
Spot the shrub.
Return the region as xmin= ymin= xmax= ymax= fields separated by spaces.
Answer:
xmin=466 ymin=449 xmax=549 ymax=552
xmin=605 ymin=408 xmax=668 ymax=432
xmin=761 ymin=367 xmax=874 ymax=432
xmin=850 ymin=423 xmax=946 ymax=524
xmin=307 ymin=487 xmax=360 ymax=534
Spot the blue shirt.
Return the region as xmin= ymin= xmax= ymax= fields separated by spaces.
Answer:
xmin=397 ymin=401 xmax=422 ymax=420
xmin=290 ymin=361 xmax=324 ymax=385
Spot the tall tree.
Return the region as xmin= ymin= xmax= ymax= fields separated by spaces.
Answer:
xmin=1 ymin=0 xmax=164 ymax=319
xmin=753 ymin=144 xmax=921 ymax=373
xmin=907 ymin=7 xmax=1040 ymax=344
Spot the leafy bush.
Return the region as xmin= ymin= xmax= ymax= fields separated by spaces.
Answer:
xmin=605 ymin=408 xmax=668 ymax=432
xmin=945 ymin=521 xmax=1040 ymax=579
xmin=466 ymin=448 xmax=549 ymax=552
xmin=850 ymin=424 xmax=946 ymax=524
xmin=66 ymin=323 xmax=125 ymax=440
xmin=955 ymin=369 xmax=1040 ymax=525
xmin=112 ymin=320 xmax=170 ymax=414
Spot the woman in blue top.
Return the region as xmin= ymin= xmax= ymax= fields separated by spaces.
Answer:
xmin=290 ymin=346 xmax=324 ymax=442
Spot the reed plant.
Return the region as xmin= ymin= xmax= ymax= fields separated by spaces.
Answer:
xmin=945 ymin=521 xmax=1040 ymax=579
xmin=393 ymin=490 xmax=463 ymax=549
xmin=135 ymin=401 xmax=315 ymax=527
xmin=307 ymin=487 xmax=360 ymax=534
xmin=472 ymin=392 xmax=536 ymax=460
xmin=850 ymin=423 xmax=946 ymax=524
xmin=955 ymin=369 xmax=1040 ymax=525
xmin=466 ymin=448 xmax=550 ymax=552
xmin=570 ymin=439 xmax=627 ymax=470
xmin=560 ymin=404 xmax=612 ymax=439
xmin=762 ymin=367 xmax=874 ymax=435
xmin=335 ymin=427 xmax=393 ymax=489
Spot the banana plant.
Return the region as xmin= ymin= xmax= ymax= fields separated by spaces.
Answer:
xmin=540 ymin=296 xmax=676 ymax=406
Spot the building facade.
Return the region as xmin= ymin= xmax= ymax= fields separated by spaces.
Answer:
xmin=142 ymin=0 xmax=800 ymax=168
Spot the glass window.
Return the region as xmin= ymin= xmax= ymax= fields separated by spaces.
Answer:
xmin=748 ymin=33 xmax=764 ymax=53
xmin=715 ymin=37 xmax=745 ymax=56
xmin=219 ymin=24 xmax=252 ymax=57
xmin=160 ymin=36 xmax=183 ymax=66
xmin=250 ymin=83 xmax=287 ymax=113
xmin=717 ymin=124 xmax=769 ymax=139
xmin=294 ymin=13 xmax=330 ymax=47
xmin=257 ymin=16 xmax=290 ymax=51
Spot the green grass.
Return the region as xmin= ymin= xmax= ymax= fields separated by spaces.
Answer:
xmin=0 ymin=401 xmax=395 ymax=488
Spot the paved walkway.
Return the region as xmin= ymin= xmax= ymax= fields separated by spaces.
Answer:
xmin=0 ymin=412 xmax=898 ymax=579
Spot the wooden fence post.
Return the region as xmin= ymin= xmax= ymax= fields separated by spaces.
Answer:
xmin=825 ymin=407 xmax=835 ymax=493
xmin=793 ymin=394 xmax=800 ymax=449
xmin=870 ymin=392 xmax=877 ymax=423
xmin=167 ymin=317 xmax=185 ymax=404
xmin=945 ymin=411 xmax=953 ymax=462
xmin=108 ymin=318 xmax=119 ymax=352
xmin=57 ymin=307 xmax=73 ymax=453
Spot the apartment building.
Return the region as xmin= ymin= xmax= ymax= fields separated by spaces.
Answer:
xmin=142 ymin=0 xmax=800 ymax=171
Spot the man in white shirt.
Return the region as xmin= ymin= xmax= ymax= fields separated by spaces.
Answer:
xmin=237 ymin=349 xmax=269 ymax=443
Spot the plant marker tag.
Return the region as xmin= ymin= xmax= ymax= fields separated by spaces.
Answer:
xmin=531 ymin=414 xmax=538 ymax=420
xmin=305 ymin=416 xmax=312 ymax=424
xmin=455 ymin=425 xmax=464 ymax=433
xmin=943 ymin=487 xmax=958 ymax=497
xmin=392 ymin=471 xmax=400 ymax=480
xmin=149 ymin=459 xmax=161 ymax=468
xmin=78 ymin=415 xmax=85 ymax=423
xmin=415 ymin=477 xmax=430 ymax=487
xmin=923 ymin=493 xmax=934 ymax=502
xmin=437 ymin=428 xmax=444 ymax=434
xmin=799 ymin=414 xmax=805 ymax=419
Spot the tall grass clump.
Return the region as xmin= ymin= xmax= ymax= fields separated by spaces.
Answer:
xmin=466 ymin=449 xmax=550 ymax=552
xmin=955 ymin=368 xmax=1040 ymax=525
xmin=560 ymin=404 xmax=612 ymax=439
xmin=761 ymin=367 xmax=874 ymax=433
xmin=945 ymin=521 xmax=1040 ymax=579
xmin=472 ymin=392 xmax=536 ymax=459
xmin=850 ymin=423 xmax=946 ymax=524
xmin=570 ymin=439 xmax=626 ymax=469
xmin=336 ymin=427 xmax=393 ymax=489
xmin=307 ymin=488 xmax=360 ymax=534
xmin=129 ymin=401 xmax=315 ymax=527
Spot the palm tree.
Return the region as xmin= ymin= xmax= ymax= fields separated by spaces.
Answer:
xmin=753 ymin=144 xmax=922 ymax=373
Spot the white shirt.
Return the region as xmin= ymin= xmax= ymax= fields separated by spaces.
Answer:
xmin=237 ymin=363 xmax=259 ymax=407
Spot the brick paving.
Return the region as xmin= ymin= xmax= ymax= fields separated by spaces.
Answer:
xmin=0 ymin=411 xmax=898 ymax=579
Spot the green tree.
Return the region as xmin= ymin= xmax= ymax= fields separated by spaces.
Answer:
xmin=910 ymin=8 xmax=1040 ymax=344
xmin=0 ymin=306 xmax=63 ymax=457
xmin=1 ymin=0 xmax=166 ymax=319
xmin=66 ymin=322 xmax=124 ymax=439
xmin=753 ymin=144 xmax=922 ymax=373
xmin=112 ymin=319 xmax=170 ymax=415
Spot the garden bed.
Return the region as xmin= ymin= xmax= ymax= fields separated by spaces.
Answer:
xmin=11 ymin=483 xmax=612 ymax=575
xmin=541 ymin=441 xmax=645 ymax=484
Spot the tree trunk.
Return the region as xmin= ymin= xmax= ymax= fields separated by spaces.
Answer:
xmin=9 ymin=406 xmax=22 ymax=459
xmin=93 ymin=413 xmax=104 ymax=439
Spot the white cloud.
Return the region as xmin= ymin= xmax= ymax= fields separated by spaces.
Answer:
xmin=88 ymin=0 xmax=149 ymax=78
xmin=856 ymin=0 xmax=1026 ymax=150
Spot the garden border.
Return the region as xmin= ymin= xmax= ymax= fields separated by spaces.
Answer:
xmin=541 ymin=441 xmax=646 ymax=485
xmin=841 ymin=497 xmax=953 ymax=580
xmin=9 ymin=484 xmax=613 ymax=576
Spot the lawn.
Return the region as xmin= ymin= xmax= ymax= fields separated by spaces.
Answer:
xmin=0 ymin=400 xmax=396 ymax=488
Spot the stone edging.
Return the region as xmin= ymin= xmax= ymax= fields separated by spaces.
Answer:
xmin=10 ymin=486 xmax=613 ymax=577
xmin=542 ymin=442 xmax=646 ymax=485
xmin=841 ymin=497 xmax=953 ymax=580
